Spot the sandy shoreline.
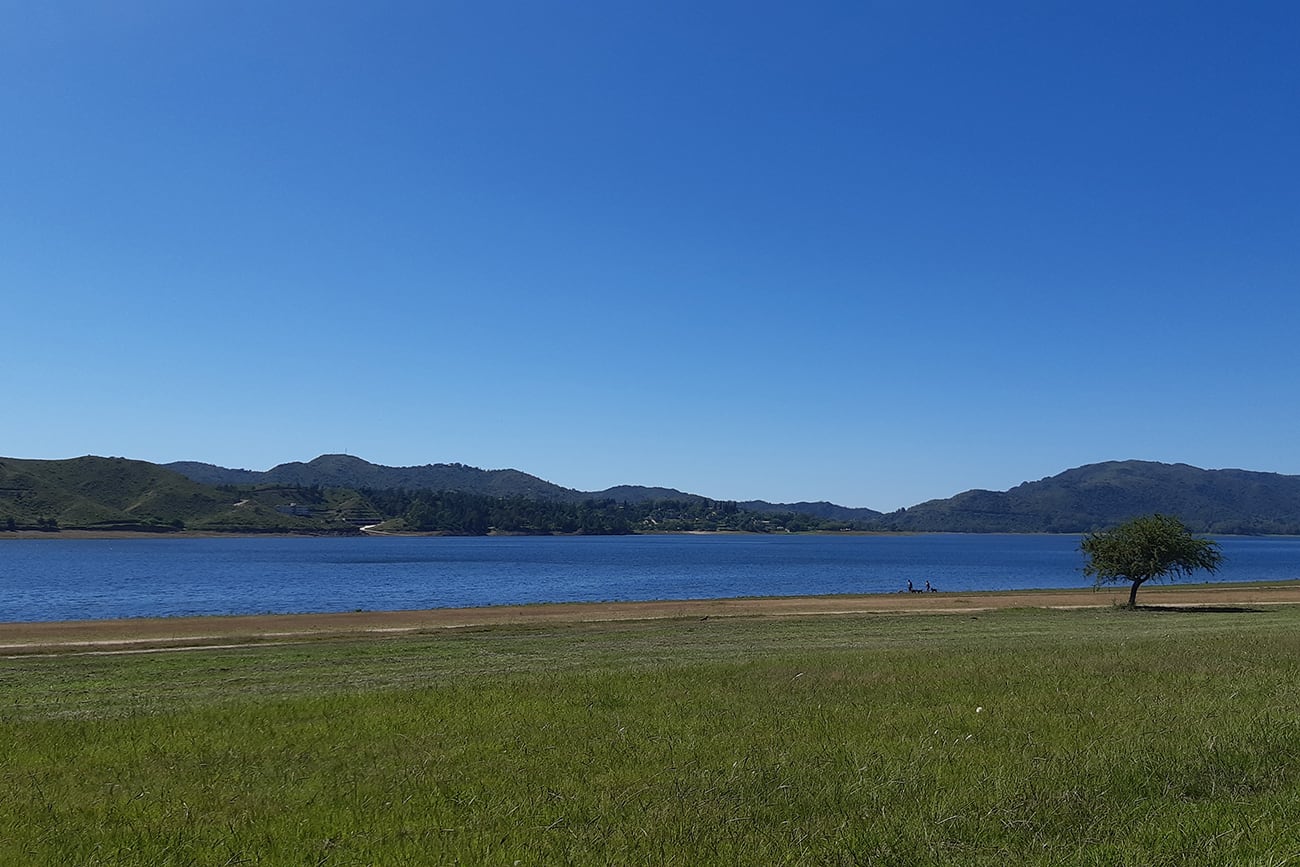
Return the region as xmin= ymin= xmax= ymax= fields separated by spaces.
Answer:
xmin=5 ymin=582 xmax=1300 ymax=656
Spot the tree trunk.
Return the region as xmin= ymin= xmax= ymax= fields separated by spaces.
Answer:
xmin=1127 ymin=579 xmax=1143 ymax=609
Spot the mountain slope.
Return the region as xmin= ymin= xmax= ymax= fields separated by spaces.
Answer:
xmin=163 ymin=461 xmax=263 ymax=486
xmin=880 ymin=461 xmax=1300 ymax=534
xmin=740 ymin=500 xmax=885 ymax=522
xmin=0 ymin=456 xmax=239 ymax=530
xmin=166 ymin=455 xmax=583 ymax=501
xmin=166 ymin=456 xmax=889 ymax=525
xmin=34 ymin=454 xmax=1300 ymax=536
xmin=0 ymin=456 xmax=377 ymax=533
xmin=168 ymin=456 xmax=776 ymax=508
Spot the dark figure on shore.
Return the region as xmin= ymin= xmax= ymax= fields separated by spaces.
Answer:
xmin=906 ymin=579 xmax=915 ymax=593
xmin=925 ymin=580 xmax=936 ymax=593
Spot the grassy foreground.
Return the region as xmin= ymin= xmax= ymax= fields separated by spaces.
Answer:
xmin=5 ymin=606 xmax=1300 ymax=865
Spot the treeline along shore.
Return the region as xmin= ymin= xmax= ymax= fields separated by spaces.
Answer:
xmin=5 ymin=453 xmax=1300 ymax=536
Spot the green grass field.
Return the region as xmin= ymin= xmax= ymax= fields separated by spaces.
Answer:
xmin=5 ymin=606 xmax=1300 ymax=865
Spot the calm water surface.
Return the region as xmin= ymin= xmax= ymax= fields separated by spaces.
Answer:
xmin=2 ymin=534 xmax=1298 ymax=622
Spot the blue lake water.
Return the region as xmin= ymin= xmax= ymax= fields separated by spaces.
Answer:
xmin=2 ymin=533 xmax=1299 ymax=622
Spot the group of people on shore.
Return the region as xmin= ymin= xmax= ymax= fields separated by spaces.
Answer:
xmin=905 ymin=579 xmax=937 ymax=593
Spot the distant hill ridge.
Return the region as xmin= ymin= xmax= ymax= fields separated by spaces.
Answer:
xmin=166 ymin=455 xmax=580 ymax=501
xmin=165 ymin=455 xmax=1300 ymax=534
xmin=0 ymin=455 xmax=353 ymax=533
xmin=167 ymin=455 xmax=890 ymax=518
xmin=165 ymin=454 xmax=706 ymax=505
xmin=878 ymin=460 xmax=1300 ymax=534
xmin=4 ymin=454 xmax=1299 ymax=535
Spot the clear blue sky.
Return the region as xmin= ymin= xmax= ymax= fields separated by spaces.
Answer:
xmin=3 ymin=2 xmax=1297 ymax=510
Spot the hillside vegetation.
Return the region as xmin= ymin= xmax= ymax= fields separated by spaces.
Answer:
xmin=165 ymin=454 xmax=695 ymax=504
xmin=0 ymin=456 xmax=860 ymax=535
xmin=0 ymin=457 xmax=368 ymax=534
xmin=5 ymin=455 xmax=1300 ymax=535
xmin=880 ymin=461 xmax=1300 ymax=534
xmin=166 ymin=456 xmax=1300 ymax=535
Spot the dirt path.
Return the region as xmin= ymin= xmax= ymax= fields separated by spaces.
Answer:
xmin=4 ymin=583 xmax=1299 ymax=656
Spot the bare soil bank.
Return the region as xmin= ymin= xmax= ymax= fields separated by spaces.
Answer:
xmin=5 ymin=582 xmax=1300 ymax=656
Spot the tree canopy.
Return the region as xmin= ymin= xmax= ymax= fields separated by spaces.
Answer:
xmin=1080 ymin=514 xmax=1224 ymax=608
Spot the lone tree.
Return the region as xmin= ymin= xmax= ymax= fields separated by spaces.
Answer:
xmin=1081 ymin=514 xmax=1224 ymax=608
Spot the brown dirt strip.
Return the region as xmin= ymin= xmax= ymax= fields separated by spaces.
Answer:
xmin=4 ymin=583 xmax=1299 ymax=657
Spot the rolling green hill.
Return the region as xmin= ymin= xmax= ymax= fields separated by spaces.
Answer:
xmin=1 ymin=455 xmax=861 ymax=536
xmin=167 ymin=455 xmax=583 ymax=501
xmin=740 ymin=499 xmax=884 ymax=523
xmin=168 ymin=455 xmax=721 ymax=505
xmin=0 ymin=456 xmax=371 ymax=533
xmin=878 ymin=460 xmax=1300 ymax=534
xmin=7 ymin=455 xmax=1300 ymax=536
xmin=0 ymin=456 xmax=223 ymax=531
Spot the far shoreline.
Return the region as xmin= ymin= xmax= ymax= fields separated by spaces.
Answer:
xmin=4 ymin=528 xmax=1299 ymax=542
xmin=0 ymin=528 xmax=978 ymax=541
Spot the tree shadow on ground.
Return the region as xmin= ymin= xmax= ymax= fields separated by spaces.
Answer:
xmin=1132 ymin=605 xmax=1262 ymax=614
